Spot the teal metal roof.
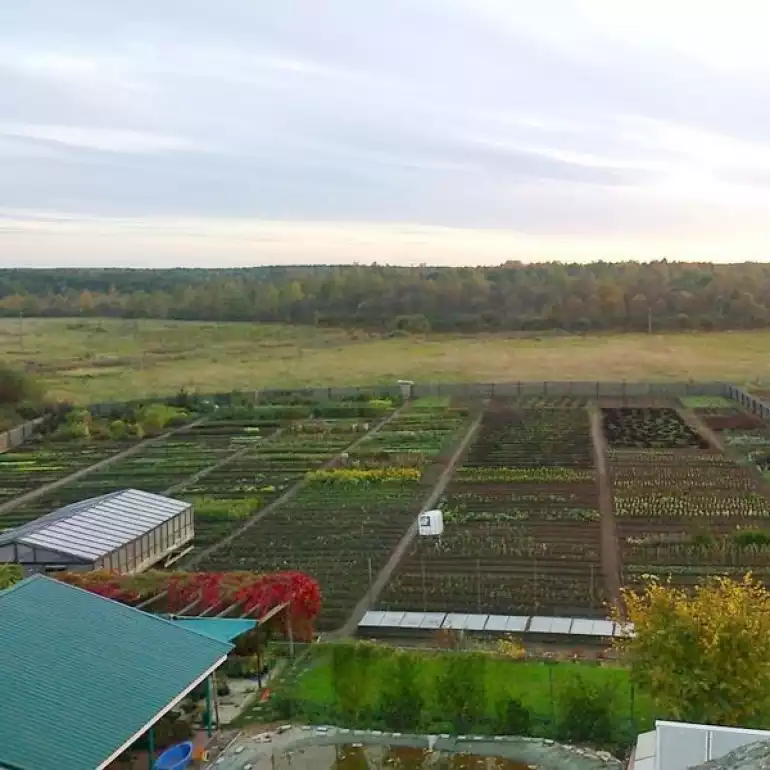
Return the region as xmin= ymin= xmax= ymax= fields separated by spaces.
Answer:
xmin=167 ymin=617 xmax=257 ymax=643
xmin=0 ymin=576 xmax=232 ymax=770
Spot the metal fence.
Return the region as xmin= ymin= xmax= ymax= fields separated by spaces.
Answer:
xmin=273 ymin=651 xmax=651 ymax=745
xmin=87 ymin=380 xmax=730 ymax=412
xmin=0 ymin=416 xmax=46 ymax=454
xmin=10 ymin=379 xmax=757 ymax=449
xmin=724 ymin=384 xmax=770 ymax=420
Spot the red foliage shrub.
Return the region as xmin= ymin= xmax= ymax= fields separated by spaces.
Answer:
xmin=55 ymin=569 xmax=321 ymax=641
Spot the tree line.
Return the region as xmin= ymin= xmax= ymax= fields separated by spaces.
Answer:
xmin=2 ymin=261 xmax=770 ymax=332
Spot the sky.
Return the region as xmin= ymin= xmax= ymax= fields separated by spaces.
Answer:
xmin=4 ymin=1 xmax=770 ymax=267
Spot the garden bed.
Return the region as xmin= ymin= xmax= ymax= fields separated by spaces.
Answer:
xmin=194 ymin=401 xmax=470 ymax=630
xmin=602 ymin=408 xmax=708 ymax=449
xmin=379 ymin=406 xmax=604 ymax=618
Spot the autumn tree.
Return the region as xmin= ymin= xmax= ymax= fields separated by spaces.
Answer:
xmin=7 ymin=261 xmax=770 ymax=332
xmin=615 ymin=574 xmax=770 ymax=727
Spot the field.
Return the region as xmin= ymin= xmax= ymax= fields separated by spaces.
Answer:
xmin=378 ymin=406 xmax=604 ymax=617
xmin=4 ymin=375 xmax=770 ymax=635
xmin=7 ymin=318 xmax=770 ymax=403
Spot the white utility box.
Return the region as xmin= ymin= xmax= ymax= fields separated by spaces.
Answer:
xmin=418 ymin=509 xmax=444 ymax=536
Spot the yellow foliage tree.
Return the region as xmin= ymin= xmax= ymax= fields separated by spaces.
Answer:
xmin=614 ymin=574 xmax=770 ymax=727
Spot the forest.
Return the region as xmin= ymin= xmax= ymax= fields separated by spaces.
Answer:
xmin=1 ymin=261 xmax=770 ymax=333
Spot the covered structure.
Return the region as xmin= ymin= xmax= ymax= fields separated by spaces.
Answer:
xmin=0 ymin=575 xmax=233 ymax=770
xmin=0 ymin=489 xmax=194 ymax=575
xmin=631 ymin=720 xmax=770 ymax=770
xmin=358 ymin=609 xmax=632 ymax=642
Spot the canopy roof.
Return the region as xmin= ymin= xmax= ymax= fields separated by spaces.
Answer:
xmin=0 ymin=575 xmax=231 ymax=770
xmin=166 ymin=617 xmax=257 ymax=642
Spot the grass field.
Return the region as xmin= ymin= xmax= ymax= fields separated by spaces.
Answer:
xmin=2 ymin=317 xmax=769 ymax=403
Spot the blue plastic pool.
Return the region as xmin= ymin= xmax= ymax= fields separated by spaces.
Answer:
xmin=154 ymin=741 xmax=193 ymax=770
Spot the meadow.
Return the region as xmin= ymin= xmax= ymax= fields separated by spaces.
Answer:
xmin=2 ymin=317 xmax=770 ymax=403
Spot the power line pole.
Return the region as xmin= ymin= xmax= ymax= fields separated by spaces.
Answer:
xmin=18 ymin=311 xmax=23 ymax=353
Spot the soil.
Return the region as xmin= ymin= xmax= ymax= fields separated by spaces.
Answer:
xmin=589 ymin=407 xmax=622 ymax=612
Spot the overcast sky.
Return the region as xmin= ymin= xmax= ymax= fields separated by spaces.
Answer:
xmin=4 ymin=1 xmax=770 ymax=267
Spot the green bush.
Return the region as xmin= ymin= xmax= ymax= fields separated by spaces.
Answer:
xmin=331 ymin=642 xmax=380 ymax=721
xmin=107 ymin=419 xmax=129 ymax=440
xmin=135 ymin=403 xmax=189 ymax=433
xmin=436 ymin=651 xmax=487 ymax=732
xmin=380 ymin=651 xmax=424 ymax=731
xmin=557 ymin=675 xmax=617 ymax=746
xmin=0 ymin=364 xmax=44 ymax=407
xmin=52 ymin=408 xmax=91 ymax=440
xmin=493 ymin=696 xmax=532 ymax=736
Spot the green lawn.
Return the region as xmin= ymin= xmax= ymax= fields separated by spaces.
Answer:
xmin=284 ymin=645 xmax=657 ymax=734
xmin=2 ymin=317 xmax=769 ymax=404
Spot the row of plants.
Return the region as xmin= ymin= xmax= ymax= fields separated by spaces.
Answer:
xmin=614 ymin=491 xmax=770 ymax=518
xmin=608 ymin=448 xmax=735 ymax=465
xmin=306 ymin=467 xmax=422 ymax=486
xmin=454 ymin=466 xmax=593 ymax=483
xmin=444 ymin=505 xmax=599 ymax=524
xmin=611 ymin=458 xmax=756 ymax=491
xmin=624 ymin=527 xmax=770 ymax=568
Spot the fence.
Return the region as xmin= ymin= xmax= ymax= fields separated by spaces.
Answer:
xmin=269 ymin=642 xmax=653 ymax=748
xmin=724 ymin=384 xmax=770 ymax=420
xmin=86 ymin=380 xmax=729 ymax=413
xmin=0 ymin=416 xmax=46 ymax=454
xmin=12 ymin=379 xmax=755 ymax=448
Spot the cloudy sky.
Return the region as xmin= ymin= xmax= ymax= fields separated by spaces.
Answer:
xmin=3 ymin=1 xmax=770 ymax=267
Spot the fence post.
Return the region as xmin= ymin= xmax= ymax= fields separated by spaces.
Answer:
xmin=548 ymin=665 xmax=556 ymax=732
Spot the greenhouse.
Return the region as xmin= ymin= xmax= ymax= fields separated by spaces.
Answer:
xmin=0 ymin=488 xmax=194 ymax=575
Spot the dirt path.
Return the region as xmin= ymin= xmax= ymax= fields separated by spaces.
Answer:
xmin=677 ymin=407 xmax=726 ymax=452
xmin=334 ymin=408 xmax=485 ymax=638
xmin=588 ymin=407 xmax=621 ymax=612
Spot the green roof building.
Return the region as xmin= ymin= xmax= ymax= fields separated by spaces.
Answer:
xmin=0 ymin=575 xmax=233 ymax=770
